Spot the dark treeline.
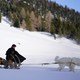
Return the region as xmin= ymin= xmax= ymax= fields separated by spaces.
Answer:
xmin=0 ymin=0 xmax=80 ymax=43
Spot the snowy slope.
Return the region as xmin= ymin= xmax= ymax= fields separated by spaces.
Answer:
xmin=0 ymin=17 xmax=80 ymax=64
xmin=0 ymin=17 xmax=80 ymax=80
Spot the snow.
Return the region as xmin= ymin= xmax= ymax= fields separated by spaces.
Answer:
xmin=0 ymin=66 xmax=80 ymax=80
xmin=0 ymin=16 xmax=80 ymax=80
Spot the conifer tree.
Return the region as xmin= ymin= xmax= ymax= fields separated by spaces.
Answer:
xmin=50 ymin=19 xmax=55 ymax=35
xmin=0 ymin=11 xmax=2 ymax=23
xmin=13 ymin=18 xmax=20 ymax=28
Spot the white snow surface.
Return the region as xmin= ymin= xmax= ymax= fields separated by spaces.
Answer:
xmin=0 ymin=17 xmax=80 ymax=80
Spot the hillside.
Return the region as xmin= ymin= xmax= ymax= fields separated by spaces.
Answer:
xmin=0 ymin=0 xmax=80 ymax=43
xmin=0 ymin=16 xmax=80 ymax=64
xmin=0 ymin=16 xmax=80 ymax=80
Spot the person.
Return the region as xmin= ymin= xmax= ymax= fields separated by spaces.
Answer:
xmin=5 ymin=44 xmax=17 ymax=68
xmin=5 ymin=44 xmax=26 ymax=69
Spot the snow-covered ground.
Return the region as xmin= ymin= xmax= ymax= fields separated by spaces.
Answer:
xmin=0 ymin=66 xmax=80 ymax=80
xmin=0 ymin=17 xmax=80 ymax=80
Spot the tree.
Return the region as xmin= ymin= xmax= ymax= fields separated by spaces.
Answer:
xmin=50 ymin=19 xmax=55 ymax=34
xmin=25 ymin=15 xmax=31 ymax=30
xmin=30 ymin=11 xmax=37 ymax=30
xmin=20 ymin=7 xmax=26 ymax=19
xmin=0 ymin=11 xmax=2 ymax=23
xmin=45 ymin=11 xmax=53 ymax=32
xmin=13 ymin=18 xmax=20 ymax=28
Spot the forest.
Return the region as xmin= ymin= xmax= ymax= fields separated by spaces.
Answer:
xmin=0 ymin=0 xmax=80 ymax=43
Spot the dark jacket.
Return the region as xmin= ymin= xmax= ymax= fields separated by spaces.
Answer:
xmin=6 ymin=47 xmax=26 ymax=63
xmin=6 ymin=47 xmax=15 ymax=61
xmin=13 ymin=51 xmax=26 ymax=63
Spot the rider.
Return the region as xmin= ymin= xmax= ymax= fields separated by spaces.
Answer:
xmin=5 ymin=44 xmax=16 ymax=68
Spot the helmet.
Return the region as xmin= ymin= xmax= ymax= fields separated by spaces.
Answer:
xmin=12 ymin=44 xmax=16 ymax=47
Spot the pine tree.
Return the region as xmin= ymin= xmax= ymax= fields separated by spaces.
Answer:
xmin=0 ymin=11 xmax=2 ymax=23
xmin=50 ymin=19 xmax=55 ymax=34
xmin=13 ymin=18 xmax=20 ymax=28
xmin=45 ymin=11 xmax=53 ymax=32
xmin=25 ymin=15 xmax=31 ymax=30
xmin=20 ymin=7 xmax=26 ymax=19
